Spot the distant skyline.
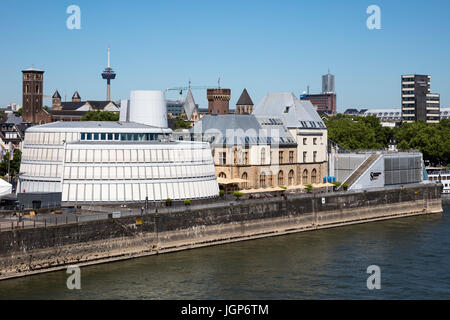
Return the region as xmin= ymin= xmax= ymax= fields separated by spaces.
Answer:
xmin=1 ymin=0 xmax=449 ymax=111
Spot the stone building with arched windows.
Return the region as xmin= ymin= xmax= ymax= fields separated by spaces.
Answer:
xmin=188 ymin=92 xmax=328 ymax=189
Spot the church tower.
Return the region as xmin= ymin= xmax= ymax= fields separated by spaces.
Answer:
xmin=22 ymin=67 xmax=44 ymax=123
xmin=52 ymin=90 xmax=62 ymax=110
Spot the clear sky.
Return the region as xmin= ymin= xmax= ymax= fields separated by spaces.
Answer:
xmin=1 ymin=0 xmax=449 ymax=112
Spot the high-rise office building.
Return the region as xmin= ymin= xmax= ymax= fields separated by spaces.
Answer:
xmin=401 ymin=75 xmax=440 ymax=123
xmin=322 ymin=70 xmax=335 ymax=94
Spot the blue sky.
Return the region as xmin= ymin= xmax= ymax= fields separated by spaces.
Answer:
xmin=1 ymin=0 xmax=449 ymax=111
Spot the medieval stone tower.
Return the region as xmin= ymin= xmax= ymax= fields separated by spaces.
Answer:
xmin=207 ymin=88 xmax=231 ymax=114
xmin=22 ymin=68 xmax=44 ymax=123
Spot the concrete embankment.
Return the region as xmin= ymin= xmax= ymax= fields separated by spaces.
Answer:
xmin=0 ymin=183 xmax=442 ymax=280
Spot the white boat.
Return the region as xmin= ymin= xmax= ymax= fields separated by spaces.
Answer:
xmin=426 ymin=167 xmax=450 ymax=194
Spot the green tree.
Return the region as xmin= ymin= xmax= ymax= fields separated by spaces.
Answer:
xmin=81 ymin=111 xmax=119 ymax=121
xmin=0 ymin=149 xmax=21 ymax=178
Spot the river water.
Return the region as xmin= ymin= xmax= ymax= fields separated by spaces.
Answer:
xmin=0 ymin=203 xmax=449 ymax=300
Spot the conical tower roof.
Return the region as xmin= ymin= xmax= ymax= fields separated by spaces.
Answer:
xmin=52 ymin=90 xmax=61 ymax=99
xmin=236 ymin=88 xmax=253 ymax=106
xmin=183 ymin=89 xmax=197 ymax=120
xmin=72 ymin=91 xmax=81 ymax=99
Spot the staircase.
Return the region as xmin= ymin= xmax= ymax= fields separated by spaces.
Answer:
xmin=339 ymin=153 xmax=381 ymax=190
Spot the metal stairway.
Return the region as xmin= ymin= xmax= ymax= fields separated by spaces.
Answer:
xmin=338 ymin=153 xmax=381 ymax=190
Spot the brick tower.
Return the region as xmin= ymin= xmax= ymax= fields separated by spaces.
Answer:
xmin=207 ymin=88 xmax=231 ymax=114
xmin=22 ymin=67 xmax=45 ymax=123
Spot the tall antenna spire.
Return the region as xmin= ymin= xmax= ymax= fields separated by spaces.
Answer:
xmin=218 ymin=73 xmax=221 ymax=88
xmin=108 ymin=46 xmax=111 ymax=68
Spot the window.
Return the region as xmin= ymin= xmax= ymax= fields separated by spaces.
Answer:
xmin=289 ymin=151 xmax=294 ymax=163
xmin=278 ymin=171 xmax=284 ymax=186
xmin=302 ymin=169 xmax=308 ymax=184
xmin=244 ymin=151 xmax=249 ymax=165
xmin=288 ymin=170 xmax=295 ymax=186
xmin=268 ymin=174 xmax=273 ymax=186
xmin=242 ymin=172 xmax=248 ymax=188
xmin=218 ymin=172 xmax=226 ymax=179
xmin=219 ymin=152 xmax=226 ymax=165
xmin=303 ymin=138 xmax=307 ymax=145
xmin=313 ymin=138 xmax=317 ymax=145
xmin=260 ymin=172 xmax=266 ymax=188
xmin=261 ymin=148 xmax=266 ymax=165
xmin=303 ymin=151 xmax=307 ymax=163
xmin=279 ymin=151 xmax=283 ymax=164
xmin=313 ymin=151 xmax=317 ymax=163
xmin=311 ymin=169 xmax=317 ymax=184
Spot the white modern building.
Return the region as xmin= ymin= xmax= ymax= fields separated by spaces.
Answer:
xmin=18 ymin=90 xmax=219 ymax=203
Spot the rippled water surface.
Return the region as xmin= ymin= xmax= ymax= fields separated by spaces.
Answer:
xmin=1 ymin=204 xmax=449 ymax=299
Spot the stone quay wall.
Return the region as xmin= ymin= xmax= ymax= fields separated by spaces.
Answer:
xmin=0 ymin=183 xmax=442 ymax=280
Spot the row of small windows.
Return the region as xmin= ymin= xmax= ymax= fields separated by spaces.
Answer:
xmin=260 ymin=118 xmax=284 ymax=125
xmin=80 ymin=132 xmax=162 ymax=141
xmin=299 ymin=121 xmax=325 ymax=128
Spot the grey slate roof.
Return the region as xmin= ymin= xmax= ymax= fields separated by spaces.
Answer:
xmin=72 ymin=91 xmax=81 ymax=100
xmin=253 ymin=92 xmax=326 ymax=129
xmin=52 ymin=90 xmax=61 ymax=99
xmin=59 ymin=101 xmax=117 ymax=111
xmin=236 ymin=88 xmax=254 ymax=106
xmin=60 ymin=102 xmax=86 ymax=110
xmin=190 ymin=114 xmax=296 ymax=146
xmin=4 ymin=113 xmax=23 ymax=125
xmin=183 ymin=89 xmax=197 ymax=120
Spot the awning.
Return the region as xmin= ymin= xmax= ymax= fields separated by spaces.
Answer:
xmin=312 ymin=183 xmax=335 ymax=188
xmin=239 ymin=187 xmax=285 ymax=194
xmin=217 ymin=178 xmax=249 ymax=185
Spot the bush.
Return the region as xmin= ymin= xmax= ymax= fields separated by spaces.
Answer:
xmin=184 ymin=200 xmax=191 ymax=206
xmin=305 ymin=184 xmax=313 ymax=192
xmin=219 ymin=190 xmax=225 ymax=197
xmin=233 ymin=191 xmax=244 ymax=200
xmin=165 ymin=198 xmax=172 ymax=206
xmin=279 ymin=186 xmax=287 ymax=190
xmin=343 ymin=184 xmax=348 ymax=191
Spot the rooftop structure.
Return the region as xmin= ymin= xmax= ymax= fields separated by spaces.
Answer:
xmin=235 ymin=89 xmax=254 ymax=115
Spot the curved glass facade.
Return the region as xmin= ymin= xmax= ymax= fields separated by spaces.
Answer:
xmin=19 ymin=122 xmax=219 ymax=203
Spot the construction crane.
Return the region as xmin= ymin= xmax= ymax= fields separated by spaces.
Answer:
xmin=166 ymin=77 xmax=221 ymax=102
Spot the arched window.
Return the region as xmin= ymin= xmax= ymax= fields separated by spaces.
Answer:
xmin=218 ymin=172 xmax=226 ymax=179
xmin=260 ymin=172 xmax=266 ymax=188
xmin=302 ymin=169 xmax=308 ymax=185
xmin=288 ymin=170 xmax=295 ymax=185
xmin=242 ymin=172 xmax=248 ymax=188
xmin=311 ymin=169 xmax=317 ymax=184
xmin=261 ymin=148 xmax=266 ymax=165
xmin=36 ymin=84 xmax=39 ymax=93
xmin=268 ymin=173 xmax=273 ymax=186
xmin=278 ymin=170 xmax=284 ymax=186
